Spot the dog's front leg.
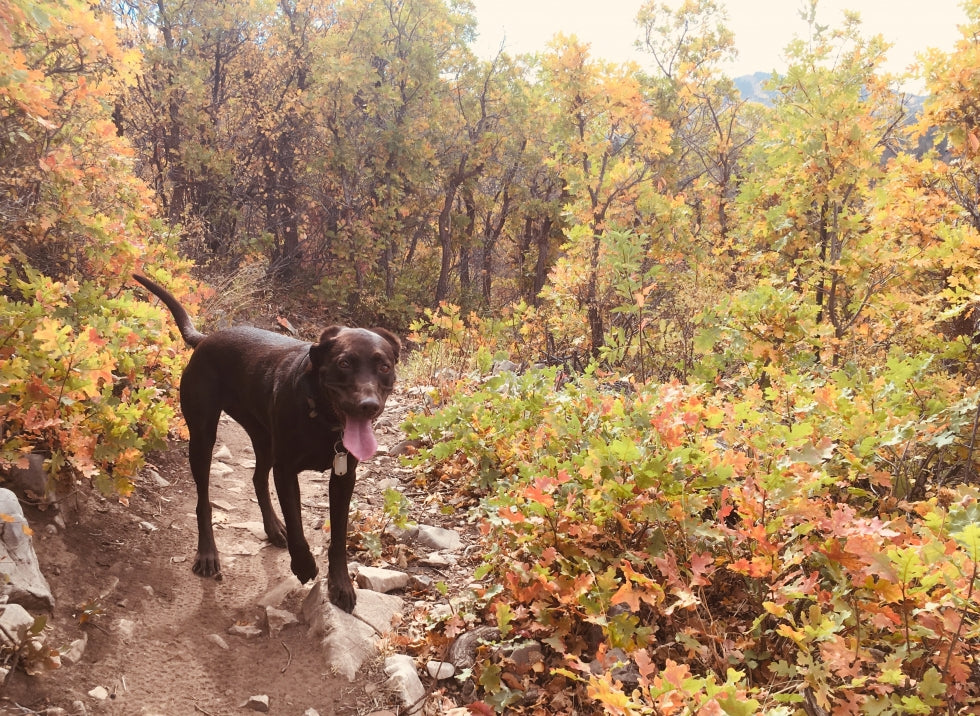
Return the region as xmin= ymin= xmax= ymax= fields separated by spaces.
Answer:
xmin=327 ymin=463 xmax=357 ymax=612
xmin=272 ymin=466 xmax=318 ymax=584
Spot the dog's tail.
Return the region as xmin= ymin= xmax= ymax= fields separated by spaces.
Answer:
xmin=133 ymin=274 xmax=207 ymax=348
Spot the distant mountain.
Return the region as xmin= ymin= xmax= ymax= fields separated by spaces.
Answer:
xmin=733 ymin=72 xmax=778 ymax=106
xmin=733 ymin=73 xmax=938 ymax=159
xmin=734 ymin=72 xmax=928 ymax=113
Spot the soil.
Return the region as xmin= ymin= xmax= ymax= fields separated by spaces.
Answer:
xmin=2 ymin=389 xmax=472 ymax=716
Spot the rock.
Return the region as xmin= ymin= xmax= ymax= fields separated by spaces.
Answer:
xmin=376 ymin=477 xmax=402 ymax=491
xmin=589 ymin=647 xmax=640 ymax=690
xmin=265 ymin=606 xmax=298 ymax=635
xmin=145 ymin=468 xmax=170 ymax=488
xmin=206 ymin=633 xmax=229 ymax=650
xmin=139 ymin=521 xmax=158 ymax=532
xmin=502 ymin=640 xmax=545 ymax=670
xmin=61 ymin=633 xmax=88 ymax=665
xmin=387 ymin=439 xmax=421 ymax=457
xmin=419 ymin=553 xmax=455 ymax=569
xmin=426 ymin=660 xmax=455 ymax=680
xmin=302 ymin=581 xmax=404 ymax=681
xmin=244 ymin=694 xmax=270 ymax=712
xmin=98 ymin=576 xmax=120 ymax=600
xmin=209 ymin=498 xmax=234 ymax=512
xmin=71 ymin=700 xmax=87 ymax=715
xmin=385 ymin=524 xmax=419 ymax=542
xmin=213 ymin=444 xmax=233 ymax=461
xmin=492 ymin=359 xmax=519 ymax=375
xmin=257 ymin=576 xmax=301 ymax=608
xmin=228 ymin=521 xmax=268 ymax=540
xmin=384 ymin=654 xmax=425 ymax=714
xmin=355 ymin=565 xmax=410 ymax=594
xmin=447 ymin=626 xmax=501 ymax=670
xmin=416 ymin=524 xmax=460 ymax=552
xmin=302 ymin=709 xmax=321 ymax=716
xmin=0 ymin=488 xmax=55 ymax=610
xmin=209 ymin=461 xmax=234 ymax=477
xmin=409 ymin=574 xmax=434 ymax=591
xmin=113 ymin=618 xmax=137 ymax=640
xmin=87 ymin=686 xmax=109 ymax=700
xmin=228 ymin=623 xmax=263 ymax=639
xmin=429 ymin=604 xmax=453 ymax=620
xmin=0 ymin=603 xmax=36 ymax=646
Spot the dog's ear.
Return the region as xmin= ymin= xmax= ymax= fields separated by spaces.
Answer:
xmin=309 ymin=326 xmax=345 ymax=370
xmin=371 ymin=328 xmax=401 ymax=363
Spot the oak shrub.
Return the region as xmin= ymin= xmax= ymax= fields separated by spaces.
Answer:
xmin=0 ymin=0 xmax=197 ymax=497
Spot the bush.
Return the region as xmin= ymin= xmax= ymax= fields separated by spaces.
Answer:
xmin=405 ymin=364 xmax=980 ymax=713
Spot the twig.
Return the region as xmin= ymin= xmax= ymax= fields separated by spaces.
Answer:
xmin=193 ymin=704 xmax=216 ymax=716
xmin=280 ymin=640 xmax=292 ymax=673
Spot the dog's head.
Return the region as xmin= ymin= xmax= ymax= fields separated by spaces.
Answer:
xmin=309 ymin=326 xmax=400 ymax=461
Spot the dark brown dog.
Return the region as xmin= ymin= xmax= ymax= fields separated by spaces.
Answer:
xmin=133 ymin=274 xmax=399 ymax=612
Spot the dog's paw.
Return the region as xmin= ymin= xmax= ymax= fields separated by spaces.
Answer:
xmin=328 ymin=576 xmax=357 ymax=613
xmin=291 ymin=552 xmax=319 ymax=584
xmin=264 ymin=517 xmax=288 ymax=548
xmin=192 ymin=553 xmax=223 ymax=581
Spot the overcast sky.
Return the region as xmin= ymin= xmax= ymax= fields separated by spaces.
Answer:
xmin=469 ymin=0 xmax=966 ymax=88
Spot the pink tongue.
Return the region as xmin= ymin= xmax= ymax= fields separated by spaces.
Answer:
xmin=343 ymin=418 xmax=378 ymax=461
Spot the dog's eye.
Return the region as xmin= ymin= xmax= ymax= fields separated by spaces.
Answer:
xmin=338 ymin=358 xmax=352 ymax=369
xmin=378 ymin=363 xmax=391 ymax=374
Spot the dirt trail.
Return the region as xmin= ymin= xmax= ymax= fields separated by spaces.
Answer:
xmin=2 ymin=391 xmax=440 ymax=715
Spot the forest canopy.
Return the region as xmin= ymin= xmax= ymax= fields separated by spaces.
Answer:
xmin=2 ymin=0 xmax=980 ymax=711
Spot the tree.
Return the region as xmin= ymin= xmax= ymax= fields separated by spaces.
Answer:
xmin=733 ymin=3 xmax=912 ymax=366
xmin=537 ymin=36 xmax=672 ymax=357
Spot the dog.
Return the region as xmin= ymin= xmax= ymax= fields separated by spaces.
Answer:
xmin=133 ymin=274 xmax=399 ymax=612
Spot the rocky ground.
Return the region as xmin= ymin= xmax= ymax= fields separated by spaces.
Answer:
xmin=1 ymin=387 xmax=485 ymax=716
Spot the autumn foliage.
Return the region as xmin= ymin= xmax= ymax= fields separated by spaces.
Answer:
xmin=3 ymin=0 xmax=980 ymax=711
xmin=0 ymin=0 xmax=195 ymax=495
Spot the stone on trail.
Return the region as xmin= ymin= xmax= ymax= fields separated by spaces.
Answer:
xmin=0 ymin=603 xmax=35 ymax=646
xmin=0 ymin=488 xmax=54 ymax=611
xmin=257 ymin=575 xmax=301 ymax=607
xmin=213 ymin=444 xmax=233 ymax=461
xmin=302 ymin=581 xmax=404 ymax=681
xmin=383 ymin=654 xmax=426 ymax=714
xmin=206 ymin=633 xmax=230 ymax=650
xmin=87 ymin=686 xmax=109 ymax=700
xmin=416 ymin=524 xmax=460 ymax=552
xmin=426 ymin=660 xmax=456 ymax=680
xmin=265 ymin=605 xmax=299 ymax=635
xmin=228 ymin=623 xmax=263 ymax=638
xmin=244 ymin=694 xmax=270 ymax=712
xmin=145 ymin=468 xmax=170 ymax=488
xmin=209 ymin=461 xmax=234 ymax=477
xmin=61 ymin=632 xmax=88 ymax=665
xmin=354 ymin=565 xmax=410 ymax=593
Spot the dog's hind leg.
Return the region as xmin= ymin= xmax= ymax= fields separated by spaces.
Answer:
xmin=181 ymin=370 xmax=224 ymax=579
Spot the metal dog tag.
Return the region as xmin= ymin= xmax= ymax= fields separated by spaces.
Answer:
xmin=333 ymin=451 xmax=348 ymax=476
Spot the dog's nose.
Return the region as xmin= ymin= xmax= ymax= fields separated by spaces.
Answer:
xmin=356 ymin=397 xmax=381 ymax=418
